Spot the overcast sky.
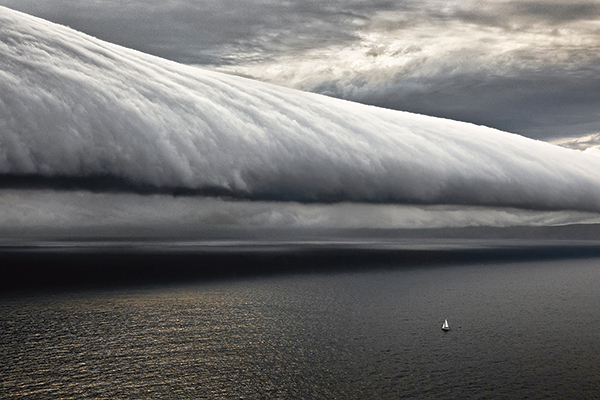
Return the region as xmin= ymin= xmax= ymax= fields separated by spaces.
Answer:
xmin=4 ymin=3 xmax=600 ymax=239
xmin=2 ymin=0 xmax=599 ymax=144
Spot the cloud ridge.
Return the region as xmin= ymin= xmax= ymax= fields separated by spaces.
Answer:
xmin=2 ymin=6 xmax=600 ymax=212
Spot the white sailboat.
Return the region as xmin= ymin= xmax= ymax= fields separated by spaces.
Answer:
xmin=441 ymin=319 xmax=450 ymax=331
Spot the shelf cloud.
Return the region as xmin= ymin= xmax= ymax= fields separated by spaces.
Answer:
xmin=2 ymin=6 xmax=600 ymax=215
xmin=3 ymin=1 xmax=600 ymax=140
xmin=2 ymin=6 xmax=600 ymax=238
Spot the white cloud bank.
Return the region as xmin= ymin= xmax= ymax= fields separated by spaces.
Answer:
xmin=3 ymin=1 xmax=600 ymax=141
xmin=2 ymin=5 xmax=600 ymax=229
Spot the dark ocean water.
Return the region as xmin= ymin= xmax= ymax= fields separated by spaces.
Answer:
xmin=2 ymin=256 xmax=600 ymax=399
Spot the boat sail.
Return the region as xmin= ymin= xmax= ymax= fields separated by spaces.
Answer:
xmin=441 ymin=319 xmax=450 ymax=331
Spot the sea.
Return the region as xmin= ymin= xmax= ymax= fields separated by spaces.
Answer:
xmin=2 ymin=244 xmax=600 ymax=399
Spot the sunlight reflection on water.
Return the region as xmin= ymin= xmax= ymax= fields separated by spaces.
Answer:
xmin=2 ymin=258 xmax=600 ymax=398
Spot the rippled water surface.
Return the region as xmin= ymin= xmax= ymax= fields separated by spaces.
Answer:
xmin=2 ymin=257 xmax=600 ymax=398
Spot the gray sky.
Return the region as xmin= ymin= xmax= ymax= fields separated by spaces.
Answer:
xmin=3 ymin=2 xmax=600 ymax=238
xmin=2 ymin=0 xmax=600 ymax=143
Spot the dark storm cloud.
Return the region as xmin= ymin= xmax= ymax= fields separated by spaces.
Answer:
xmin=506 ymin=1 xmax=600 ymax=24
xmin=310 ymin=67 xmax=600 ymax=139
xmin=449 ymin=1 xmax=600 ymax=27
xmin=0 ymin=0 xmax=398 ymax=65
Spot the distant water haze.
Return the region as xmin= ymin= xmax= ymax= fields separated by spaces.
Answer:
xmin=2 ymin=190 xmax=600 ymax=240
